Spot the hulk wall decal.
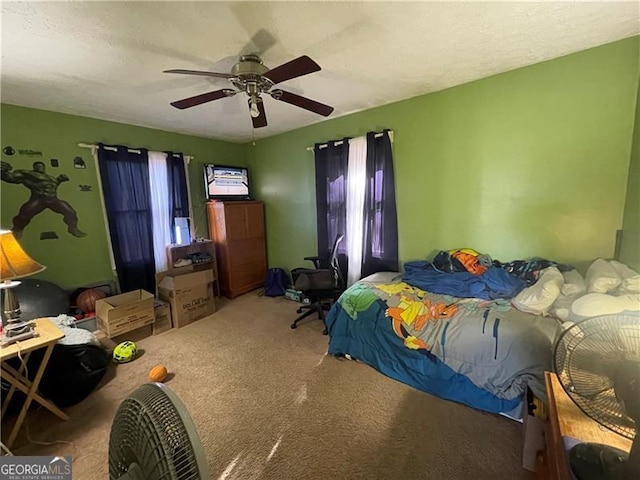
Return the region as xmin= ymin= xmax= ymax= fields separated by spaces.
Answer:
xmin=1 ymin=160 xmax=86 ymax=238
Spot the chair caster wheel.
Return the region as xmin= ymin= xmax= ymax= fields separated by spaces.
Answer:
xmin=290 ymin=323 xmax=297 ymax=329
xmin=296 ymin=308 xmax=303 ymax=314
xmin=322 ymin=329 xmax=328 ymax=335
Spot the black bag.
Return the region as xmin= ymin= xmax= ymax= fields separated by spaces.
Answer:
xmin=264 ymin=268 xmax=290 ymax=297
xmin=1 ymin=343 xmax=110 ymax=412
xmin=39 ymin=343 xmax=111 ymax=407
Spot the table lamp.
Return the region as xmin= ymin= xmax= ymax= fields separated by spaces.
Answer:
xmin=0 ymin=229 xmax=46 ymax=343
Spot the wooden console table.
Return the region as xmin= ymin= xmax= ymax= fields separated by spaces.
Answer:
xmin=0 ymin=318 xmax=69 ymax=448
xmin=539 ymin=371 xmax=632 ymax=479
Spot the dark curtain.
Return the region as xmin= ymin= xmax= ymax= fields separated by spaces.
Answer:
xmin=165 ymin=152 xmax=189 ymax=243
xmin=362 ymin=130 xmax=398 ymax=277
xmin=314 ymin=139 xmax=349 ymax=273
xmin=98 ymin=144 xmax=155 ymax=293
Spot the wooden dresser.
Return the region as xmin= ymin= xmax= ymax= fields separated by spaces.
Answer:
xmin=206 ymin=200 xmax=267 ymax=299
xmin=539 ymin=371 xmax=632 ymax=479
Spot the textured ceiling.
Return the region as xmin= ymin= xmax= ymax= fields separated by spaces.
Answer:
xmin=2 ymin=1 xmax=639 ymax=143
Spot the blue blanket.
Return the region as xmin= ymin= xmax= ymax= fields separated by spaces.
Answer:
xmin=326 ymin=276 xmax=561 ymax=415
xmin=402 ymin=261 xmax=526 ymax=300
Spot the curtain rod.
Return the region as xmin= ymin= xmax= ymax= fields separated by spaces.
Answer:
xmin=305 ymin=130 xmax=394 ymax=152
xmin=77 ymin=143 xmax=193 ymax=163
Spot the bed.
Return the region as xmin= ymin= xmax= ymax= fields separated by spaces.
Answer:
xmin=325 ymin=270 xmax=562 ymax=418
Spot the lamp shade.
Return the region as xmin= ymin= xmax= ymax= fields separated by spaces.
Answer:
xmin=0 ymin=230 xmax=46 ymax=280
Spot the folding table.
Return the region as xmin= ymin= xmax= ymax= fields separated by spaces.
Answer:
xmin=0 ymin=318 xmax=68 ymax=447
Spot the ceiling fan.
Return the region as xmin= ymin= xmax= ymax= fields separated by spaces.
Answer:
xmin=164 ymin=54 xmax=334 ymax=128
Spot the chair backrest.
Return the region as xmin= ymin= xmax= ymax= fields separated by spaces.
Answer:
xmin=329 ymin=234 xmax=345 ymax=289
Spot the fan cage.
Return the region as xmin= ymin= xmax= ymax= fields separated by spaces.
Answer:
xmin=109 ymin=383 xmax=209 ymax=480
xmin=553 ymin=314 xmax=639 ymax=440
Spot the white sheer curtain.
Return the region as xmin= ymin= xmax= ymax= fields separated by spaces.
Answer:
xmin=148 ymin=151 xmax=172 ymax=272
xmin=346 ymin=136 xmax=367 ymax=286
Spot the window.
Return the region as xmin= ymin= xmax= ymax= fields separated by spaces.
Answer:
xmin=96 ymin=145 xmax=191 ymax=292
xmin=314 ymin=131 xmax=397 ymax=286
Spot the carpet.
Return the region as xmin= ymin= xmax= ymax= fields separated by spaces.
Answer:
xmin=9 ymin=292 xmax=533 ymax=479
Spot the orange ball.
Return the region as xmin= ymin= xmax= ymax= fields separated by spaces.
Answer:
xmin=149 ymin=365 xmax=168 ymax=383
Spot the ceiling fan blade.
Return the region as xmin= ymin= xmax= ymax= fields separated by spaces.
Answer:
xmin=263 ymin=55 xmax=321 ymax=85
xmin=250 ymin=100 xmax=268 ymax=128
xmin=170 ymin=89 xmax=230 ymax=110
xmin=163 ymin=69 xmax=234 ymax=80
xmin=242 ymin=28 xmax=277 ymax=56
xmin=271 ymin=90 xmax=334 ymax=117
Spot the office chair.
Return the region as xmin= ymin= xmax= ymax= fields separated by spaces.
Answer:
xmin=290 ymin=234 xmax=345 ymax=335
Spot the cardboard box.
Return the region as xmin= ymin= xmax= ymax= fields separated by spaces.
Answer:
xmin=95 ymin=289 xmax=155 ymax=338
xmin=153 ymin=299 xmax=172 ymax=334
xmin=157 ymin=269 xmax=215 ymax=328
xmin=156 ymin=264 xmax=194 ymax=284
xmin=95 ymin=324 xmax=154 ymax=351
xmin=522 ymin=391 xmax=547 ymax=471
xmin=114 ymin=324 xmax=153 ymax=344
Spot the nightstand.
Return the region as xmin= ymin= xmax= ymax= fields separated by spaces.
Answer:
xmin=540 ymin=371 xmax=632 ymax=479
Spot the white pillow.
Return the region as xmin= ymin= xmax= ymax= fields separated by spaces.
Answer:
xmin=512 ymin=267 xmax=564 ymax=316
xmin=585 ymin=258 xmax=622 ymax=293
xmin=561 ymin=269 xmax=586 ymax=297
xmin=609 ymin=260 xmax=640 ymax=293
xmin=568 ymin=292 xmax=640 ymax=321
xmin=550 ymin=293 xmax=580 ymax=322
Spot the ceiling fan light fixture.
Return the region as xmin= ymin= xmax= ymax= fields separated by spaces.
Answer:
xmin=249 ymin=97 xmax=261 ymax=118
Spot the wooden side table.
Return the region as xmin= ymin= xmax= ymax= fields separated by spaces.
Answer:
xmin=0 ymin=318 xmax=69 ymax=448
xmin=541 ymin=371 xmax=632 ymax=479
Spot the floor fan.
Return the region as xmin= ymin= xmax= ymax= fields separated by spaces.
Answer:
xmin=553 ymin=313 xmax=639 ymax=480
xmin=109 ymin=383 xmax=210 ymax=479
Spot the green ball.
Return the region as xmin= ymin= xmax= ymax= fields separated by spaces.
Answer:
xmin=113 ymin=341 xmax=137 ymax=363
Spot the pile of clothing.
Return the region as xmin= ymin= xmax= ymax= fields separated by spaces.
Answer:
xmin=432 ymin=248 xmax=493 ymax=276
xmin=403 ymin=248 xmax=572 ymax=301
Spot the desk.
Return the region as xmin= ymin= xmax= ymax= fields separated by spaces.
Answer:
xmin=0 ymin=318 xmax=69 ymax=448
xmin=541 ymin=371 xmax=632 ymax=479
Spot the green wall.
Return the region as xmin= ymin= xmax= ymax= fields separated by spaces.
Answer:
xmin=248 ymin=36 xmax=640 ymax=274
xmin=0 ymin=104 xmax=244 ymax=289
xmin=2 ymin=37 xmax=638 ymax=290
xmin=620 ymin=70 xmax=640 ymax=271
